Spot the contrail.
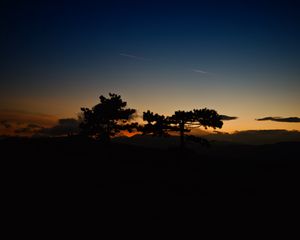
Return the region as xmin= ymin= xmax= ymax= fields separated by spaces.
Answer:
xmin=192 ymin=69 xmax=208 ymax=74
xmin=120 ymin=53 xmax=151 ymax=61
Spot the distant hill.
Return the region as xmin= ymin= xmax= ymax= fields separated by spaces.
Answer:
xmin=114 ymin=129 xmax=300 ymax=147
xmin=113 ymin=134 xmax=180 ymax=149
xmin=206 ymin=129 xmax=300 ymax=145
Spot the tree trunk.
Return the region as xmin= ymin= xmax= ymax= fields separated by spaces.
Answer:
xmin=106 ymin=121 xmax=111 ymax=144
xmin=179 ymin=122 xmax=185 ymax=149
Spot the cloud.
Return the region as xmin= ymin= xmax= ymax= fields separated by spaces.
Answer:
xmin=0 ymin=120 xmax=12 ymax=129
xmin=14 ymin=123 xmax=43 ymax=134
xmin=256 ymin=117 xmax=300 ymax=123
xmin=27 ymin=123 xmax=42 ymax=128
xmin=14 ymin=128 xmax=30 ymax=134
xmin=220 ymin=115 xmax=238 ymax=121
xmin=0 ymin=109 xmax=56 ymax=126
xmin=11 ymin=117 xmax=79 ymax=137
xmin=120 ymin=53 xmax=151 ymax=61
xmin=36 ymin=118 xmax=79 ymax=137
xmin=0 ymin=109 xmax=57 ymax=136
xmin=192 ymin=69 xmax=208 ymax=74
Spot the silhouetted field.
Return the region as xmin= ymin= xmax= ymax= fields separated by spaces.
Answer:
xmin=1 ymin=136 xmax=299 ymax=197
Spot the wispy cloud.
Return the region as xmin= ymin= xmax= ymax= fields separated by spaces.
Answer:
xmin=256 ymin=117 xmax=300 ymax=123
xmin=192 ymin=69 xmax=208 ymax=74
xmin=120 ymin=53 xmax=151 ymax=61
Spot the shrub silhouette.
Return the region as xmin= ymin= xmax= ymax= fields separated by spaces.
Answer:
xmin=80 ymin=93 xmax=137 ymax=142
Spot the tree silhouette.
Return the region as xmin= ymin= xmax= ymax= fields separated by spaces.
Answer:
xmin=169 ymin=110 xmax=193 ymax=149
xmin=80 ymin=93 xmax=137 ymax=142
xmin=140 ymin=108 xmax=223 ymax=149
xmin=170 ymin=108 xmax=223 ymax=148
xmin=140 ymin=110 xmax=171 ymax=137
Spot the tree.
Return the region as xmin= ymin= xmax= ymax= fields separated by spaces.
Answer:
xmin=140 ymin=110 xmax=171 ymax=137
xmin=140 ymin=108 xmax=223 ymax=149
xmin=169 ymin=110 xmax=193 ymax=149
xmin=79 ymin=93 xmax=137 ymax=142
xmin=169 ymin=108 xmax=223 ymax=148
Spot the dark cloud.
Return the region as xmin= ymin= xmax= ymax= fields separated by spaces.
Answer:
xmin=0 ymin=109 xmax=57 ymax=135
xmin=0 ymin=120 xmax=12 ymax=129
xmin=256 ymin=117 xmax=300 ymax=123
xmin=14 ymin=123 xmax=43 ymax=134
xmin=37 ymin=118 xmax=79 ymax=136
xmin=27 ymin=123 xmax=42 ymax=129
xmin=13 ymin=119 xmax=79 ymax=136
xmin=220 ymin=115 xmax=238 ymax=121
xmin=14 ymin=127 xmax=33 ymax=134
xmin=57 ymin=118 xmax=78 ymax=126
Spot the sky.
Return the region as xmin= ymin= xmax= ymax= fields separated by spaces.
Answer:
xmin=0 ymin=0 xmax=300 ymax=135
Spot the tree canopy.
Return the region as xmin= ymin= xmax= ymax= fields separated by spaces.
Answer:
xmin=79 ymin=93 xmax=224 ymax=148
xmin=79 ymin=93 xmax=137 ymax=141
xmin=141 ymin=108 xmax=223 ymax=148
xmin=170 ymin=109 xmax=223 ymax=148
xmin=140 ymin=110 xmax=171 ymax=137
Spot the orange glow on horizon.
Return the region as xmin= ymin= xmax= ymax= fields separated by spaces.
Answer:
xmin=0 ymin=109 xmax=58 ymax=136
xmin=2 ymin=109 xmax=300 ymax=137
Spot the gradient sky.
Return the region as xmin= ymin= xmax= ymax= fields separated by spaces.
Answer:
xmin=1 ymin=0 xmax=300 ymax=133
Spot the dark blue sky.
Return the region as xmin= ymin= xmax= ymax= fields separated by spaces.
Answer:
xmin=2 ymin=1 xmax=299 ymax=72
xmin=1 ymin=0 xmax=300 ymax=131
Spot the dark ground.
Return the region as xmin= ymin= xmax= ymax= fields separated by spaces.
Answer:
xmin=1 ymin=136 xmax=298 ymax=198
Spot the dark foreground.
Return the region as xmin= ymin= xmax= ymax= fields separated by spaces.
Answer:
xmin=1 ymin=137 xmax=299 ymax=197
